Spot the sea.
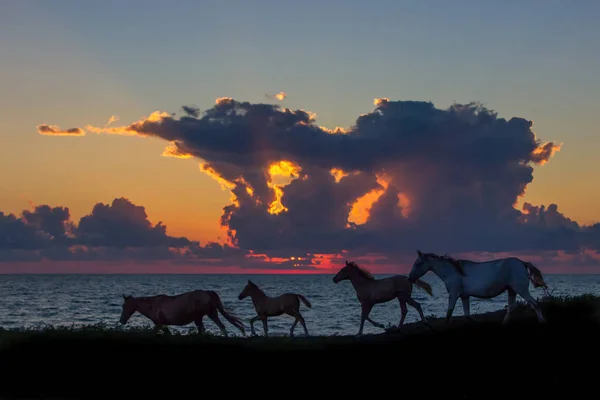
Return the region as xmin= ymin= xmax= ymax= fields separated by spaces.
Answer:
xmin=0 ymin=274 xmax=599 ymax=336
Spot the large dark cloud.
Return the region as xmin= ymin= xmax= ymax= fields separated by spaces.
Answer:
xmin=0 ymin=197 xmax=320 ymax=269
xmin=38 ymin=97 xmax=600 ymax=266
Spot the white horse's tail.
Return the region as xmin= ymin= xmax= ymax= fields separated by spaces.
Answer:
xmin=523 ymin=261 xmax=548 ymax=289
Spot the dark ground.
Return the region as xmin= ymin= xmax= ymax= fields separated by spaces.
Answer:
xmin=0 ymin=295 xmax=599 ymax=399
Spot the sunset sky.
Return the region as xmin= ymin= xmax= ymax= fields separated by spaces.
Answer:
xmin=1 ymin=0 xmax=599 ymax=274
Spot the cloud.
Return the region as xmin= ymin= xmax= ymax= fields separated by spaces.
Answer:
xmin=37 ymin=97 xmax=600 ymax=270
xmin=265 ymin=91 xmax=287 ymax=101
xmin=0 ymin=197 xmax=321 ymax=270
xmin=37 ymin=124 xmax=85 ymax=136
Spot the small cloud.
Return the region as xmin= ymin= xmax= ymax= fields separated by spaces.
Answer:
xmin=105 ymin=115 xmax=120 ymax=127
xmin=265 ymin=92 xmax=287 ymax=101
xmin=37 ymin=124 xmax=85 ymax=136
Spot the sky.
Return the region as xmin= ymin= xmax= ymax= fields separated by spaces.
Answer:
xmin=1 ymin=0 xmax=599 ymax=274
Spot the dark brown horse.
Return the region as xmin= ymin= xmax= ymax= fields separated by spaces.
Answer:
xmin=333 ymin=260 xmax=433 ymax=335
xmin=119 ymin=289 xmax=245 ymax=336
xmin=238 ymin=280 xmax=312 ymax=337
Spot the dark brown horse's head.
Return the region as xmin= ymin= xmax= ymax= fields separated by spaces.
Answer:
xmin=119 ymin=294 xmax=136 ymax=324
xmin=238 ymin=280 xmax=256 ymax=300
xmin=333 ymin=260 xmax=367 ymax=283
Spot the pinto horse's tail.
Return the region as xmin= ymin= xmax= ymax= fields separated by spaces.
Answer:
xmin=413 ymin=279 xmax=433 ymax=296
xmin=210 ymin=291 xmax=246 ymax=335
xmin=523 ymin=261 xmax=548 ymax=289
xmin=296 ymin=294 xmax=312 ymax=308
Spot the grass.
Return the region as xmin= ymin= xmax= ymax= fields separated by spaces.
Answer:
xmin=1 ymin=293 xmax=599 ymax=398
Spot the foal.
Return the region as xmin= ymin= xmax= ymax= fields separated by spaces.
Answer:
xmin=238 ymin=280 xmax=312 ymax=337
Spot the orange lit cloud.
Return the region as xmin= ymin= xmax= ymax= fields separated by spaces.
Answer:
xmin=35 ymin=96 xmax=598 ymax=274
xmin=266 ymin=91 xmax=287 ymax=101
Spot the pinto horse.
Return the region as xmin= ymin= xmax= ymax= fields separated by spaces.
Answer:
xmin=119 ymin=289 xmax=246 ymax=336
xmin=408 ymin=250 xmax=548 ymax=326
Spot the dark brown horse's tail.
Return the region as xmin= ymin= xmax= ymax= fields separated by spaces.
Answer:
xmin=296 ymin=294 xmax=312 ymax=308
xmin=210 ymin=291 xmax=246 ymax=335
xmin=523 ymin=261 xmax=548 ymax=289
xmin=412 ymin=279 xmax=433 ymax=296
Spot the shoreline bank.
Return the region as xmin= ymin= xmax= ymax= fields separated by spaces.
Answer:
xmin=0 ymin=294 xmax=598 ymax=398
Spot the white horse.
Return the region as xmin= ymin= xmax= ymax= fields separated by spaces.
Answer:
xmin=407 ymin=250 xmax=549 ymax=326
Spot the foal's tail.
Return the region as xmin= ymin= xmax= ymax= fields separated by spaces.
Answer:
xmin=523 ymin=261 xmax=548 ymax=289
xmin=412 ymin=279 xmax=433 ymax=297
xmin=296 ymin=294 xmax=312 ymax=308
xmin=210 ymin=291 xmax=246 ymax=335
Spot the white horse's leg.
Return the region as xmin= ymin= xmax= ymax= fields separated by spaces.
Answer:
xmin=502 ymin=289 xmax=517 ymax=326
xmin=461 ymin=296 xmax=477 ymax=322
xmin=445 ymin=293 xmax=459 ymax=325
xmin=517 ymin=289 xmax=546 ymax=323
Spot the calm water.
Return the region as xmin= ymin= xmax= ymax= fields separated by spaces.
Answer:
xmin=0 ymin=274 xmax=599 ymax=336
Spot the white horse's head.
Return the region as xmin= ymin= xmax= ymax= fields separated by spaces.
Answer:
xmin=409 ymin=250 xmax=464 ymax=283
xmin=408 ymin=250 xmax=430 ymax=283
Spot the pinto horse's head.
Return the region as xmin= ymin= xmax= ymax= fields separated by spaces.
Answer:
xmin=119 ymin=294 xmax=136 ymax=325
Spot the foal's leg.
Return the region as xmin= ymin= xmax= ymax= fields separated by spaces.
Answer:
xmin=406 ymin=298 xmax=430 ymax=328
xmin=358 ymin=302 xmax=382 ymax=335
xmin=289 ymin=317 xmax=298 ymax=337
xmin=208 ymin=308 xmax=229 ymax=336
xmin=397 ymin=299 xmax=408 ymax=328
xmin=296 ymin=312 xmax=309 ymax=336
xmin=502 ymin=289 xmax=517 ymax=326
xmin=362 ymin=303 xmax=385 ymax=329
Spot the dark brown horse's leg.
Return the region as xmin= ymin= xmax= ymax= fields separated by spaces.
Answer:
xmin=194 ymin=318 xmax=206 ymax=335
xmin=358 ymin=302 xmax=374 ymax=335
xmin=397 ymin=298 xmax=408 ymax=327
xmin=208 ymin=308 xmax=228 ymax=336
xmin=158 ymin=326 xmax=171 ymax=335
xmin=249 ymin=316 xmax=260 ymax=336
xmin=261 ymin=317 xmax=269 ymax=337
xmin=406 ymin=298 xmax=431 ymax=328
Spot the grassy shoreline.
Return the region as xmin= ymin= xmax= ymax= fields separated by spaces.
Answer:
xmin=1 ymin=294 xmax=599 ymax=398
xmin=0 ymin=293 xmax=598 ymax=344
